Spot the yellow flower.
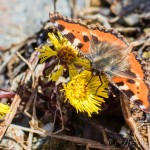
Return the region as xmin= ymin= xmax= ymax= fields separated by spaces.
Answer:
xmin=0 ymin=103 xmax=10 ymax=119
xmin=36 ymin=32 xmax=90 ymax=81
xmin=63 ymin=70 xmax=109 ymax=117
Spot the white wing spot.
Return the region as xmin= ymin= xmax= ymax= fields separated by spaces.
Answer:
xmin=54 ymin=22 xmax=58 ymax=27
xmin=135 ymin=81 xmax=140 ymax=86
xmin=119 ymin=85 xmax=129 ymax=90
xmin=73 ymin=38 xmax=81 ymax=47
xmin=130 ymin=95 xmax=138 ymax=101
xmin=140 ymin=105 xmax=146 ymax=110
xmin=62 ymin=29 xmax=69 ymax=35
xmin=82 ymin=32 xmax=88 ymax=35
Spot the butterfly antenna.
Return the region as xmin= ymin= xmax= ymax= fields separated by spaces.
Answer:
xmin=95 ymin=75 xmax=103 ymax=95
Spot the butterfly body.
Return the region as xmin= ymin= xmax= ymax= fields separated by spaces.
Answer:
xmin=50 ymin=12 xmax=150 ymax=112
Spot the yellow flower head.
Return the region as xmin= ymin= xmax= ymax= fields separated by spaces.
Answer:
xmin=36 ymin=32 xmax=90 ymax=81
xmin=0 ymin=103 xmax=10 ymax=119
xmin=63 ymin=70 xmax=109 ymax=117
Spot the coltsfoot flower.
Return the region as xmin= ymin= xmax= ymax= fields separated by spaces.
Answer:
xmin=36 ymin=32 xmax=90 ymax=81
xmin=63 ymin=70 xmax=109 ymax=117
xmin=0 ymin=103 xmax=10 ymax=119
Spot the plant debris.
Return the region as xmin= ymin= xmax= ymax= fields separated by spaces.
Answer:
xmin=0 ymin=0 xmax=150 ymax=150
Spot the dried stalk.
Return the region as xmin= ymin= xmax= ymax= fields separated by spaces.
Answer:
xmin=0 ymin=50 xmax=39 ymax=140
xmin=120 ymin=93 xmax=150 ymax=150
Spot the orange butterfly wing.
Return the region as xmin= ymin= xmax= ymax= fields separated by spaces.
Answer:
xmin=90 ymin=28 xmax=127 ymax=48
xmin=50 ymin=12 xmax=91 ymax=53
xmin=113 ymin=53 xmax=149 ymax=111
xmin=50 ymin=12 xmax=127 ymax=53
xmin=50 ymin=12 xmax=150 ymax=112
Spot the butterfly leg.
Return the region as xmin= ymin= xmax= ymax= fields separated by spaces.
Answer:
xmin=95 ymin=75 xmax=103 ymax=95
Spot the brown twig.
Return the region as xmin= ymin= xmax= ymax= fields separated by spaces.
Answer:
xmin=52 ymin=134 xmax=120 ymax=150
xmin=0 ymin=43 xmax=24 ymax=74
xmin=9 ymin=124 xmax=120 ymax=150
xmin=16 ymin=51 xmax=35 ymax=86
xmin=0 ymin=50 xmax=39 ymax=140
xmin=148 ymin=126 xmax=150 ymax=147
xmin=120 ymin=93 xmax=150 ymax=150
xmin=116 ymin=27 xmax=140 ymax=33
xmin=81 ymin=14 xmax=111 ymax=28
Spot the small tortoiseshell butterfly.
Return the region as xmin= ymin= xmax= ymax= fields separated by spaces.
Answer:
xmin=50 ymin=12 xmax=150 ymax=112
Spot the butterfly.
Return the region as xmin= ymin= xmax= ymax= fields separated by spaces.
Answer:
xmin=49 ymin=12 xmax=150 ymax=112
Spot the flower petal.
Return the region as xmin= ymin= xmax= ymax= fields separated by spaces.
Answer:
xmin=36 ymin=45 xmax=57 ymax=63
xmin=48 ymin=33 xmax=62 ymax=50
xmin=63 ymin=70 xmax=109 ymax=117
xmin=48 ymin=65 xmax=64 ymax=81
xmin=68 ymin=63 xmax=79 ymax=79
xmin=74 ymin=57 xmax=91 ymax=69
xmin=0 ymin=103 xmax=10 ymax=119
